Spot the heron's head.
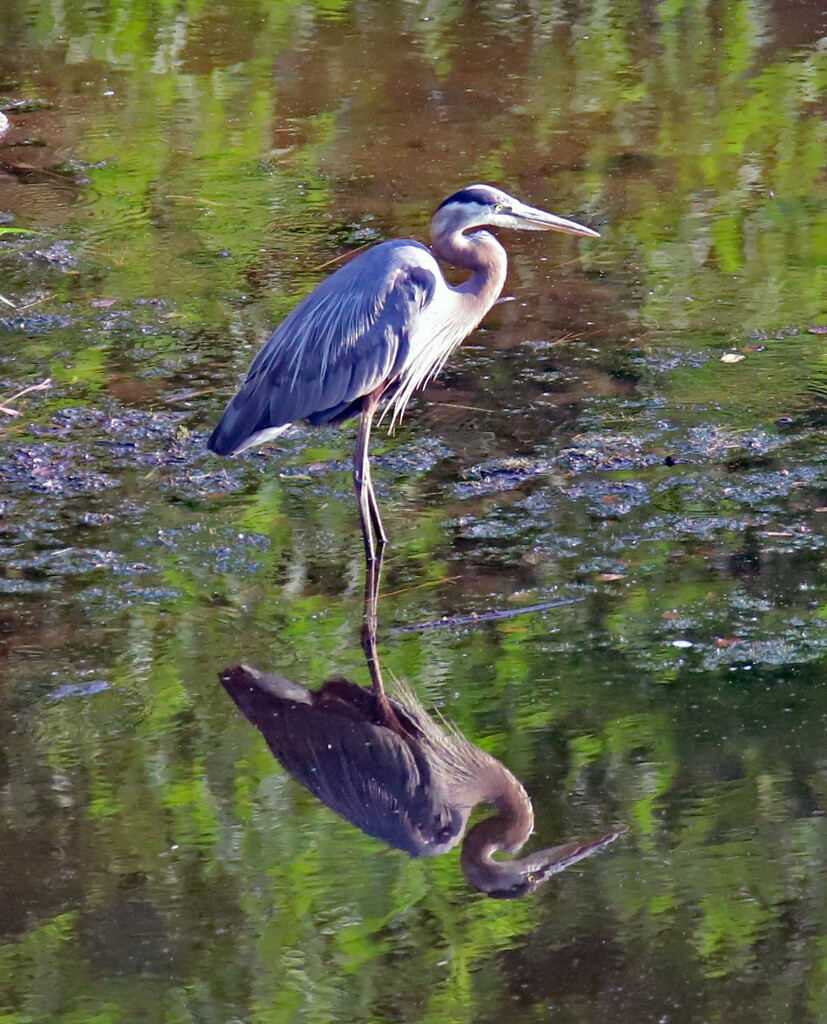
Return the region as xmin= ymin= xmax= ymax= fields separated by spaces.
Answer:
xmin=462 ymin=827 xmax=625 ymax=900
xmin=478 ymin=847 xmax=575 ymax=900
xmin=431 ymin=183 xmax=599 ymax=241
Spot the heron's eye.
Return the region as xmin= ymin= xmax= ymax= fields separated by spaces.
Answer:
xmin=493 ymin=203 xmax=504 ymax=212
xmin=526 ymin=873 xmax=536 ymax=883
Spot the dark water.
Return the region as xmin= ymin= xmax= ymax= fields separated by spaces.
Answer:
xmin=1 ymin=1 xmax=827 ymax=1021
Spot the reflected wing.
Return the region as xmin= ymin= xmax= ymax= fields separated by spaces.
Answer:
xmin=208 ymin=241 xmax=437 ymax=455
xmin=220 ymin=666 xmax=466 ymax=857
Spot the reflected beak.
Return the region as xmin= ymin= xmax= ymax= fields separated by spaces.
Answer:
xmin=529 ymin=827 xmax=626 ymax=878
xmin=510 ymin=201 xmax=600 ymax=238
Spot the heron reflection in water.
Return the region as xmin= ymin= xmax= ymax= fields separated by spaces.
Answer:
xmin=221 ymin=663 xmax=622 ymax=898
xmin=208 ymin=185 xmax=599 ymax=565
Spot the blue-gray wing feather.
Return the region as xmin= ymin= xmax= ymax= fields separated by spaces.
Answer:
xmin=221 ymin=668 xmax=466 ymax=857
xmin=271 ymin=709 xmax=462 ymax=857
xmin=208 ymin=241 xmax=437 ymax=455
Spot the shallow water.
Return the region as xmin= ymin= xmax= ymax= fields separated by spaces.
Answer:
xmin=1 ymin=1 xmax=827 ymax=1021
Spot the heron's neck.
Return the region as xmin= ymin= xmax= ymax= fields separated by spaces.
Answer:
xmin=431 ymin=227 xmax=507 ymax=318
xmin=459 ymin=766 xmax=534 ymax=890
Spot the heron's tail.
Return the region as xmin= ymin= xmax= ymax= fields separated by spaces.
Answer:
xmin=220 ymin=664 xmax=312 ymax=709
xmin=207 ymin=402 xmax=290 ymax=456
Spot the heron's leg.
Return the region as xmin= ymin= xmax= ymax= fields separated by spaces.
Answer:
xmin=357 ymin=499 xmax=407 ymax=729
xmin=361 ymin=549 xmax=404 ymax=732
xmin=357 ymin=403 xmax=387 ymax=552
xmin=366 ymin=465 xmax=388 ymax=549
xmin=362 ymin=549 xmax=383 ymax=686
xmin=352 ymin=389 xmax=387 ymax=566
xmin=352 ymin=390 xmax=402 ymax=729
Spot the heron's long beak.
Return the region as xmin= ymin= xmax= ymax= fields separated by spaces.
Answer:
xmin=525 ymin=827 xmax=625 ymax=877
xmin=509 ymin=201 xmax=600 ymax=238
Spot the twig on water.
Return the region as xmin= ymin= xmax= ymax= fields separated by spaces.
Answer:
xmin=381 ymin=576 xmax=459 ymax=600
xmin=436 ymin=402 xmax=491 ymax=414
xmin=161 ymin=387 xmax=216 ymax=405
xmin=0 ymin=377 xmax=52 ymax=418
xmin=392 ymin=595 xmax=584 ymax=633
xmin=313 ymin=242 xmax=373 ymax=272
xmin=17 ymin=293 xmax=53 ymax=312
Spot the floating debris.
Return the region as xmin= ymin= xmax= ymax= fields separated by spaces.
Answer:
xmin=0 ymin=377 xmax=50 ymax=418
xmin=45 ymin=680 xmax=111 ymax=702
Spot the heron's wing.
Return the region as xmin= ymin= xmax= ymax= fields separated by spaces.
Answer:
xmin=209 ymin=241 xmax=437 ymax=455
xmin=220 ymin=666 xmax=466 ymax=857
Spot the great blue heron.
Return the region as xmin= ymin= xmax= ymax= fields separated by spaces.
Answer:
xmin=220 ymin=663 xmax=623 ymax=898
xmin=207 ymin=184 xmax=599 ymax=566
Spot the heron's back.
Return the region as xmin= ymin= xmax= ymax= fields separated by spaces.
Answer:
xmin=220 ymin=665 xmax=468 ymax=857
xmin=207 ymin=239 xmax=440 ymax=455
